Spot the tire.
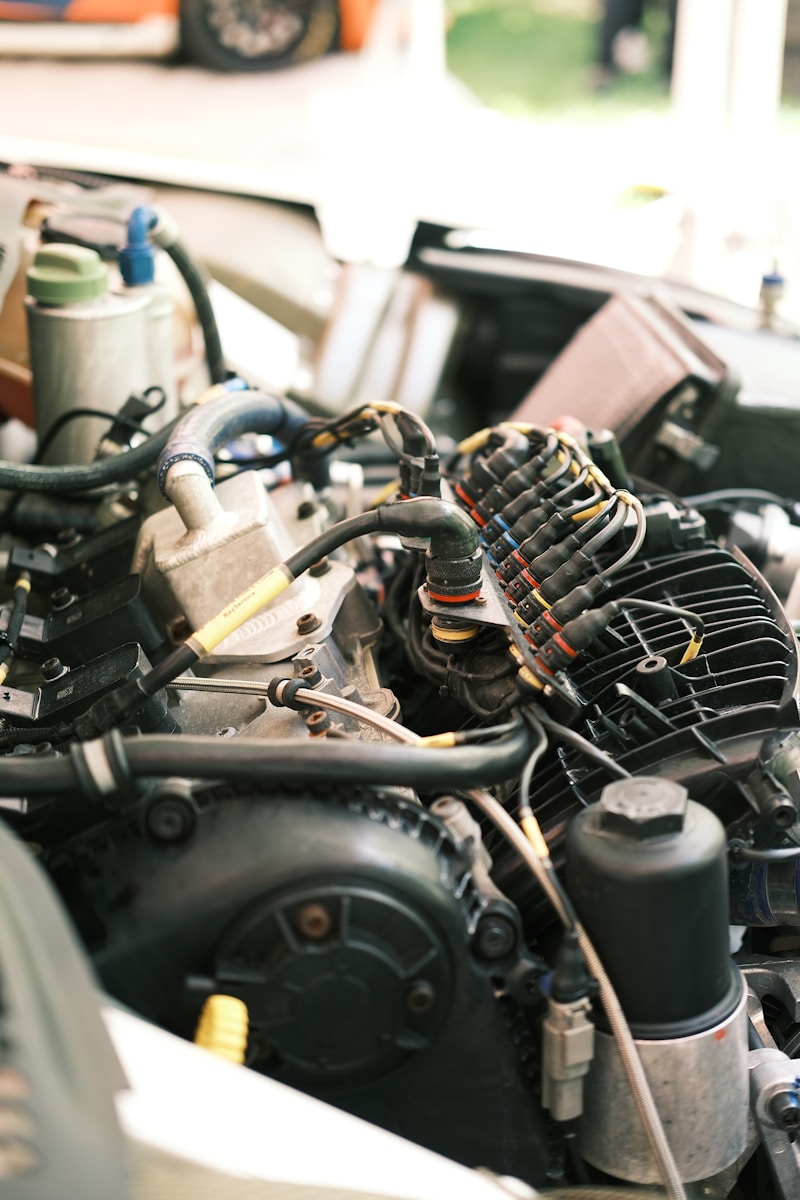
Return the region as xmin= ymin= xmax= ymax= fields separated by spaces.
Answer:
xmin=180 ymin=0 xmax=340 ymax=73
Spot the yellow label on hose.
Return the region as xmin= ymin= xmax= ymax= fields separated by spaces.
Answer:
xmin=191 ymin=565 xmax=294 ymax=655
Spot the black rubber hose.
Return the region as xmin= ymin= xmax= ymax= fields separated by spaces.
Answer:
xmin=124 ymin=721 xmax=533 ymax=789
xmin=0 ymin=420 xmax=178 ymax=494
xmin=0 ymin=721 xmax=533 ymax=798
xmin=158 ymin=388 xmax=313 ymax=492
xmin=161 ymin=237 xmax=227 ymax=385
xmin=284 ymin=496 xmax=480 ymax=578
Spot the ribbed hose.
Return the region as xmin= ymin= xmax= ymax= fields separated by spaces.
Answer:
xmin=0 ymin=420 xmax=176 ymax=494
xmin=157 ymin=388 xmax=314 ymax=493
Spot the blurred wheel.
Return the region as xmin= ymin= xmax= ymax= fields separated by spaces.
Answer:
xmin=180 ymin=0 xmax=340 ymax=72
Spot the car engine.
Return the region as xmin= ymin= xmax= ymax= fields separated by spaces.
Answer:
xmin=3 ymin=178 xmax=800 ymax=1200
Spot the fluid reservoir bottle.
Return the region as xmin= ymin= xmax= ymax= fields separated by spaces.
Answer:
xmin=25 ymin=244 xmax=153 ymax=464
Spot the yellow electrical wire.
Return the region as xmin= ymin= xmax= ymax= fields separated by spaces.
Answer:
xmin=187 ymin=565 xmax=295 ymax=656
xmin=369 ymin=478 xmax=402 ymax=507
xmin=680 ymin=632 xmax=704 ymax=664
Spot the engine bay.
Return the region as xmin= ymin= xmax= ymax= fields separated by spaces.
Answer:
xmin=4 ymin=168 xmax=800 ymax=1199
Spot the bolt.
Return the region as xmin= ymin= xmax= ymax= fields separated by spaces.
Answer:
xmin=304 ymin=709 xmax=333 ymax=738
xmin=769 ymin=1089 xmax=800 ymax=1133
xmin=405 ymin=980 xmax=436 ymax=1014
xmin=56 ymin=527 xmax=78 ymax=546
xmin=296 ymin=612 xmax=322 ymax=636
xmin=309 ymin=558 xmax=330 ymax=577
xmin=474 ymin=915 xmax=517 ymax=960
xmin=145 ymin=797 xmax=196 ymax=844
xmin=295 ymin=903 xmax=332 ymax=940
xmin=40 ymin=657 xmax=67 ymax=682
xmin=298 ymin=663 xmax=322 ymax=685
xmin=216 ymin=726 xmax=238 ymax=738
xmin=50 ymin=587 xmax=74 ymax=610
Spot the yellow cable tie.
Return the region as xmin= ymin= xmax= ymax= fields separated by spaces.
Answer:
xmin=194 ymin=994 xmax=249 ymax=1065
xmin=0 ymin=663 xmax=10 ymax=686
xmin=571 ymin=501 xmax=606 ymax=522
xmin=457 ymin=428 xmax=493 ymax=456
xmin=680 ymin=633 xmax=704 ymax=665
xmin=521 ymin=814 xmax=551 ymax=860
xmin=190 ymin=565 xmax=295 ymax=656
xmin=587 ymin=463 xmax=612 ymax=492
xmin=14 ymin=578 xmax=31 ymax=594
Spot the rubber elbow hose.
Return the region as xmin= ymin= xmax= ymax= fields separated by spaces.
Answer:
xmin=157 ymin=384 xmax=313 ymax=495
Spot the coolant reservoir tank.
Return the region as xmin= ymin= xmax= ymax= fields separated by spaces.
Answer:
xmin=25 ymin=243 xmax=152 ymax=465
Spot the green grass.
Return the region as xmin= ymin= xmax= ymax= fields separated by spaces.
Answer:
xmin=445 ymin=0 xmax=672 ymax=119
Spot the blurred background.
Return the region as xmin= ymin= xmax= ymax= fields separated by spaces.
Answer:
xmin=0 ymin=0 xmax=797 ymax=322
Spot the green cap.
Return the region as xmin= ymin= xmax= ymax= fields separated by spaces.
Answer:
xmin=27 ymin=244 xmax=108 ymax=304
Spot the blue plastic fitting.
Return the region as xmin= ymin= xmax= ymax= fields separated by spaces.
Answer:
xmin=118 ymin=206 xmax=158 ymax=287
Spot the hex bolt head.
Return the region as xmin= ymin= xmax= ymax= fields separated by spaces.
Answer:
xmin=296 ymin=612 xmax=322 ymax=636
xmin=405 ymin=980 xmax=436 ymax=1014
xmin=598 ymin=777 xmax=688 ymax=839
xmin=308 ymin=558 xmax=330 ymax=577
xmin=474 ymin=914 xmax=517 ymax=960
xmin=295 ymin=903 xmax=332 ymax=940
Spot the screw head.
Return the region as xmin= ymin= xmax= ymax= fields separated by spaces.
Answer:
xmin=145 ymin=796 xmax=196 ymax=844
xmin=406 ymin=980 xmax=436 ymax=1014
xmin=40 ymin=657 xmax=66 ymax=682
xmin=296 ymin=612 xmax=322 ymax=636
xmin=295 ymin=903 xmax=332 ymax=940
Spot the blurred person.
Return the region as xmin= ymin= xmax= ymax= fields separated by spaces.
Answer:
xmin=595 ymin=0 xmax=679 ymax=86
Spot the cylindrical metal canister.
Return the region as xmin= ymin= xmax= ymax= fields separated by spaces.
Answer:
xmin=25 ymin=244 xmax=152 ymax=464
xmin=566 ymin=777 xmax=749 ymax=1183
